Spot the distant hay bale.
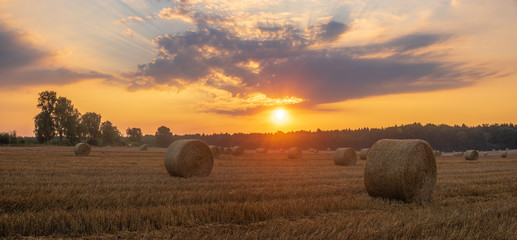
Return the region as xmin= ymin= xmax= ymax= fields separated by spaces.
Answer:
xmin=334 ymin=148 xmax=357 ymax=166
xmin=287 ymin=147 xmax=302 ymax=159
xmin=164 ymin=139 xmax=213 ymax=178
xmin=140 ymin=144 xmax=148 ymax=151
xmin=326 ymin=148 xmax=331 ymax=151
xmin=359 ymin=148 xmax=370 ymax=160
xmin=501 ymin=151 xmax=508 ymax=158
xmin=231 ymin=146 xmax=244 ymax=155
xmin=308 ymin=148 xmax=319 ymax=153
xmin=223 ymin=147 xmax=231 ymax=154
xmin=279 ymin=148 xmax=285 ymax=154
xmin=218 ymin=147 xmax=224 ymax=153
xmin=74 ymin=143 xmax=91 ymax=156
xmin=209 ymin=145 xmax=220 ymax=158
xmin=464 ymin=150 xmax=479 ymax=160
xmin=256 ymin=148 xmax=268 ymax=154
xmin=364 ymin=139 xmax=436 ymax=203
xmin=482 ymin=152 xmax=488 ymax=156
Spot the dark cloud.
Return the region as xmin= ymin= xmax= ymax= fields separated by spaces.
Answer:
xmin=0 ymin=21 xmax=113 ymax=88
xmin=318 ymin=21 xmax=348 ymax=42
xmin=129 ymin=3 xmax=495 ymax=113
xmin=1 ymin=68 xmax=112 ymax=87
xmin=0 ymin=22 xmax=47 ymax=71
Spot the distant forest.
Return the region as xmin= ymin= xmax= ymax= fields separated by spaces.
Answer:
xmin=145 ymin=122 xmax=517 ymax=152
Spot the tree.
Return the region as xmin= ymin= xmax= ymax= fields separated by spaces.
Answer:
xmin=126 ymin=127 xmax=143 ymax=143
xmin=34 ymin=91 xmax=57 ymax=143
xmin=155 ymin=126 xmax=173 ymax=147
xmin=81 ymin=112 xmax=102 ymax=139
xmin=101 ymin=121 xmax=121 ymax=146
xmin=54 ymin=97 xmax=82 ymax=144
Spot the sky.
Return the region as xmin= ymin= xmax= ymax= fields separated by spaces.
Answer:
xmin=0 ymin=0 xmax=516 ymax=136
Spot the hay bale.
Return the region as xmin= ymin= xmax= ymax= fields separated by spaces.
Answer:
xmin=279 ymin=148 xmax=285 ymax=153
xmin=231 ymin=146 xmax=244 ymax=155
xmin=287 ymin=147 xmax=302 ymax=159
xmin=140 ymin=144 xmax=148 ymax=151
xmin=364 ymin=139 xmax=436 ymax=203
xmin=334 ymin=148 xmax=357 ymax=166
xmin=209 ymin=145 xmax=220 ymax=158
xmin=74 ymin=143 xmax=91 ymax=156
xmin=164 ymin=139 xmax=213 ymax=178
xmin=501 ymin=151 xmax=508 ymax=158
xmin=256 ymin=148 xmax=268 ymax=154
xmin=482 ymin=152 xmax=488 ymax=156
xmin=218 ymin=147 xmax=224 ymax=153
xmin=464 ymin=150 xmax=479 ymax=160
xmin=326 ymin=148 xmax=331 ymax=151
xmin=359 ymin=148 xmax=369 ymax=160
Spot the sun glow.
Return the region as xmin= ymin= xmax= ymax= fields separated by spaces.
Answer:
xmin=272 ymin=108 xmax=288 ymax=125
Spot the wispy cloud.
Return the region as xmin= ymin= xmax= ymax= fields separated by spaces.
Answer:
xmin=0 ymin=21 xmax=113 ymax=88
xmin=121 ymin=28 xmax=135 ymax=37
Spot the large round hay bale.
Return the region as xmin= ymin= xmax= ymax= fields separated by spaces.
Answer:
xmin=334 ymin=148 xmax=357 ymax=166
xmin=140 ymin=144 xmax=148 ymax=151
xmin=364 ymin=139 xmax=436 ymax=203
xmin=501 ymin=151 xmax=507 ymax=158
xmin=231 ymin=146 xmax=244 ymax=155
xmin=287 ymin=147 xmax=302 ymax=159
xmin=74 ymin=143 xmax=91 ymax=156
xmin=359 ymin=148 xmax=369 ymax=160
xmin=209 ymin=145 xmax=220 ymax=158
xmin=256 ymin=148 xmax=268 ymax=154
xmin=223 ymin=147 xmax=231 ymax=154
xmin=464 ymin=150 xmax=478 ymax=160
xmin=164 ymin=139 xmax=214 ymax=178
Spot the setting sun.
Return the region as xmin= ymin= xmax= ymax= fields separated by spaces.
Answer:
xmin=272 ymin=108 xmax=288 ymax=125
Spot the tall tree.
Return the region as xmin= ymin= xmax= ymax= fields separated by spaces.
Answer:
xmin=82 ymin=112 xmax=102 ymax=139
xmin=126 ymin=127 xmax=143 ymax=143
xmin=34 ymin=91 xmax=57 ymax=143
xmin=101 ymin=121 xmax=121 ymax=146
xmin=155 ymin=126 xmax=173 ymax=148
xmin=54 ymin=97 xmax=82 ymax=144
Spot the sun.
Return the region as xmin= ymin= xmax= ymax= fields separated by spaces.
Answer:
xmin=272 ymin=108 xmax=288 ymax=125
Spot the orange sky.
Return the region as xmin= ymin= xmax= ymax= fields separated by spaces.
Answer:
xmin=0 ymin=0 xmax=516 ymax=136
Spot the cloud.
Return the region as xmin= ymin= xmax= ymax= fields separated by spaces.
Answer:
xmin=117 ymin=16 xmax=145 ymax=24
xmin=0 ymin=21 xmax=113 ymax=88
xmin=126 ymin=2 xmax=495 ymax=114
xmin=1 ymin=68 xmax=112 ymax=87
xmin=0 ymin=22 xmax=47 ymax=71
xmin=121 ymin=28 xmax=135 ymax=37
xmin=317 ymin=21 xmax=348 ymax=42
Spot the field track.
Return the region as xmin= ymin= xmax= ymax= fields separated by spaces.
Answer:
xmin=1 ymin=146 xmax=516 ymax=239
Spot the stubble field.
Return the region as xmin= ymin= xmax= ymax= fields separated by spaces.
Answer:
xmin=1 ymin=146 xmax=516 ymax=239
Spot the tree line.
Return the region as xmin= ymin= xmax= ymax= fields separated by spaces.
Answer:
xmin=169 ymin=122 xmax=517 ymax=152
xmin=2 ymin=91 xmax=516 ymax=152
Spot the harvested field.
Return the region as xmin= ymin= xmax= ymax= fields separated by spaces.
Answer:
xmin=1 ymin=146 xmax=516 ymax=239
